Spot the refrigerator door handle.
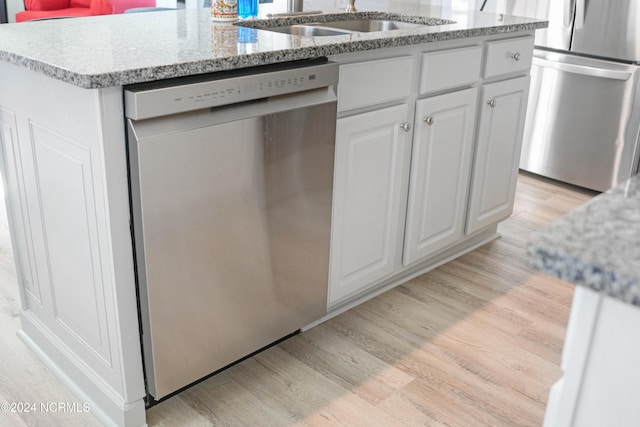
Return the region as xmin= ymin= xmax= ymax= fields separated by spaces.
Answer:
xmin=574 ymin=0 xmax=585 ymax=29
xmin=564 ymin=0 xmax=575 ymax=28
xmin=533 ymin=57 xmax=632 ymax=81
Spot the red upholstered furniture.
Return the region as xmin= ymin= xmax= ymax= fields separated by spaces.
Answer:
xmin=16 ymin=0 xmax=155 ymax=22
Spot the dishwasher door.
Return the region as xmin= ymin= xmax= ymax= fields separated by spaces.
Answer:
xmin=127 ymin=86 xmax=336 ymax=399
xmin=520 ymin=51 xmax=640 ymax=191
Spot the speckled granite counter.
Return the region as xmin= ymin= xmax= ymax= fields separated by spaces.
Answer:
xmin=528 ymin=175 xmax=640 ymax=307
xmin=0 ymin=0 xmax=545 ymax=88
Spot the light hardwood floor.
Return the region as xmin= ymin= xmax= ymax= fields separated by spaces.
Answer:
xmin=0 ymin=172 xmax=596 ymax=427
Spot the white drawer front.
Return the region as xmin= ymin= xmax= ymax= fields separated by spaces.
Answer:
xmin=483 ymin=36 xmax=534 ymax=78
xmin=419 ymin=46 xmax=482 ymax=94
xmin=338 ymin=56 xmax=414 ymax=112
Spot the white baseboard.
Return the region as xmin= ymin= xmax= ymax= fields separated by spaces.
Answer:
xmin=18 ymin=312 xmax=147 ymax=427
xmin=304 ymin=226 xmax=499 ymax=331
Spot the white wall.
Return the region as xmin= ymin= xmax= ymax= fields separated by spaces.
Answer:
xmin=446 ymin=0 xmax=505 ymax=13
xmin=7 ymin=0 xmax=24 ymax=22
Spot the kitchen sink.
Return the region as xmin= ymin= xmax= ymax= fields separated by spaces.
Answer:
xmin=265 ymin=25 xmax=351 ymax=37
xmin=318 ymin=19 xmax=426 ymax=32
xmin=245 ymin=17 xmax=442 ymax=37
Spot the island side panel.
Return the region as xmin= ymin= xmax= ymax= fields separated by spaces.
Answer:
xmin=571 ymin=293 xmax=640 ymax=426
xmin=545 ymin=287 xmax=640 ymax=427
xmin=0 ymin=61 xmax=146 ymax=427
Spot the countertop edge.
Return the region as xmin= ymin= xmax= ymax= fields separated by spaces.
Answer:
xmin=526 ymin=175 xmax=640 ymax=308
xmin=527 ymin=241 xmax=640 ymax=307
xmin=1 ymin=21 xmax=546 ymax=89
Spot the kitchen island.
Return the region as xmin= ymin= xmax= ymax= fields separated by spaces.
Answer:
xmin=528 ymin=176 xmax=640 ymax=427
xmin=0 ymin=3 xmax=545 ymax=426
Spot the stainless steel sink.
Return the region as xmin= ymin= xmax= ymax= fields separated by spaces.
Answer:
xmin=319 ymin=19 xmax=425 ymax=32
xmin=265 ymin=25 xmax=351 ymax=37
xmin=247 ymin=18 xmax=434 ymax=37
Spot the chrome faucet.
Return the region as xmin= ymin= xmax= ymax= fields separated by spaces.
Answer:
xmin=266 ymin=0 xmax=322 ymax=17
xmin=345 ymin=0 xmax=356 ymax=12
xmin=287 ymin=0 xmax=302 ymax=12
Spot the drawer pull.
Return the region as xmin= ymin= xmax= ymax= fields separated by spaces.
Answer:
xmin=511 ymin=52 xmax=521 ymax=61
xmin=487 ymin=99 xmax=497 ymax=108
xmin=423 ymin=116 xmax=434 ymax=125
xmin=400 ymin=122 xmax=412 ymax=132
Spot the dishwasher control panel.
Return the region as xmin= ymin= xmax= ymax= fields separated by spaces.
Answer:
xmin=124 ymin=60 xmax=338 ymax=120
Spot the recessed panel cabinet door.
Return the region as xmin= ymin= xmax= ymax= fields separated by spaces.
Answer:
xmin=329 ymin=104 xmax=411 ymax=306
xmin=0 ymin=108 xmax=40 ymax=310
xmin=466 ymin=76 xmax=530 ymax=235
xmin=404 ymin=87 xmax=478 ymax=266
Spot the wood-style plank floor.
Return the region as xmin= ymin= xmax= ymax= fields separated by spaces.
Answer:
xmin=0 ymin=172 xmax=596 ymax=426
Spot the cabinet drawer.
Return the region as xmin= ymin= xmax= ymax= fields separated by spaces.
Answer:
xmin=483 ymin=36 xmax=534 ymax=78
xmin=338 ymin=56 xmax=414 ymax=112
xmin=419 ymin=46 xmax=482 ymax=94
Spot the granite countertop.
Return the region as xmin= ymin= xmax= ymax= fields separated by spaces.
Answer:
xmin=528 ymin=175 xmax=640 ymax=307
xmin=0 ymin=0 xmax=546 ymax=88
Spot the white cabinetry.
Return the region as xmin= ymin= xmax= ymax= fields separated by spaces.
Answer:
xmin=337 ymin=56 xmax=414 ymax=112
xmin=404 ymin=88 xmax=478 ymax=265
xmin=329 ymin=105 xmax=411 ymax=304
xmin=329 ymin=34 xmax=534 ymax=310
xmin=419 ymin=46 xmax=483 ymax=95
xmin=482 ymin=36 xmax=534 ymax=79
xmin=466 ymin=76 xmax=530 ymax=234
xmin=328 ymin=55 xmax=415 ymax=306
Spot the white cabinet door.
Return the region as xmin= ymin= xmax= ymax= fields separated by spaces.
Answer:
xmin=466 ymin=76 xmax=530 ymax=235
xmin=329 ymin=104 xmax=411 ymax=305
xmin=404 ymin=87 xmax=478 ymax=266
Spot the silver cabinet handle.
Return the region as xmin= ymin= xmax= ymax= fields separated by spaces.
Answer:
xmin=423 ymin=116 xmax=434 ymax=125
xmin=487 ymin=99 xmax=496 ymax=108
xmin=511 ymin=52 xmax=521 ymax=61
xmin=400 ymin=122 xmax=412 ymax=132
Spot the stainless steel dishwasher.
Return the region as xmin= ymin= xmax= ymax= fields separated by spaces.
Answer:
xmin=124 ymin=58 xmax=338 ymax=400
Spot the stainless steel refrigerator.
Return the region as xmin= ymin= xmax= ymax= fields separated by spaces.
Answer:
xmin=507 ymin=0 xmax=640 ymax=191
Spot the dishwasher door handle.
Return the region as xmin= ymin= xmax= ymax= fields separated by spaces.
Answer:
xmin=203 ymin=86 xmax=337 ymax=127
xmin=129 ymin=86 xmax=338 ymax=138
xmin=125 ymin=61 xmax=339 ymax=120
xmin=533 ymin=56 xmax=633 ymax=81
